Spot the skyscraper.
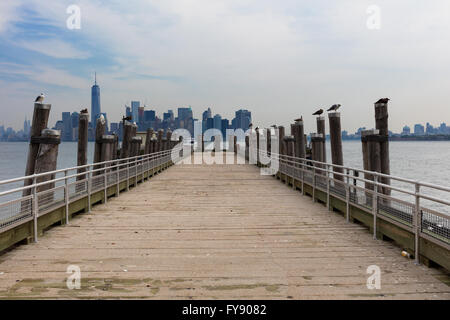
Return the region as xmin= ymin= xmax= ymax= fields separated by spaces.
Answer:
xmin=131 ymin=101 xmax=140 ymax=122
xmin=232 ymin=109 xmax=251 ymax=130
xmin=91 ymin=73 xmax=101 ymax=126
xmin=62 ymin=112 xmax=73 ymax=141
xmin=213 ymin=114 xmax=222 ymax=132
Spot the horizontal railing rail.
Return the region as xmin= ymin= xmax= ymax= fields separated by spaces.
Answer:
xmin=253 ymin=149 xmax=450 ymax=266
xmin=0 ymin=143 xmax=189 ymax=246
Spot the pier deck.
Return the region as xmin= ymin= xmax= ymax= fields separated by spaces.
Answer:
xmin=0 ymin=157 xmax=449 ymax=299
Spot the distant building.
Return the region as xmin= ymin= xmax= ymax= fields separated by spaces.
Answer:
xmin=402 ymin=125 xmax=411 ymax=135
xmin=131 ymin=101 xmax=140 ymax=122
xmin=62 ymin=112 xmax=72 ymax=141
xmin=110 ymin=122 xmax=119 ymax=135
xmin=414 ymin=124 xmax=425 ymax=135
xmin=426 ymin=122 xmax=435 ymax=135
xmin=355 ymin=127 xmax=366 ymax=136
xmin=213 ymin=114 xmax=222 ymax=133
xmin=232 ymin=109 xmax=251 ymax=130
xmin=221 ymin=119 xmax=229 ymax=139
xmin=202 ymin=107 xmax=212 ymax=121
xmin=144 ymin=110 xmax=156 ymax=122
xmin=91 ymin=73 xmax=101 ymax=126
xmin=125 ymin=105 xmax=131 ymax=118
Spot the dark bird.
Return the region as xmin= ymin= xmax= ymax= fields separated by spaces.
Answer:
xmin=34 ymin=93 xmax=45 ymax=103
xmin=312 ymin=109 xmax=323 ymax=116
xmin=271 ymin=125 xmax=277 ymax=128
xmin=327 ymin=104 xmax=341 ymax=112
xmin=122 ymin=115 xmax=132 ymax=122
xmin=249 ymin=123 xmax=253 ymax=128
xmin=80 ymin=108 xmax=88 ymax=114
xmin=294 ymin=116 xmax=303 ymax=122
xmin=375 ymin=98 xmax=390 ymax=104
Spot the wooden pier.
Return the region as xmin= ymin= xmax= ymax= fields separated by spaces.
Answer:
xmin=0 ymin=154 xmax=448 ymax=299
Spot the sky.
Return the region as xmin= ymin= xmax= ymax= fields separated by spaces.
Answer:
xmin=1 ymin=0 xmax=450 ymax=134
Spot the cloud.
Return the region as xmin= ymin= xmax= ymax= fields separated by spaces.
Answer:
xmin=1 ymin=0 xmax=450 ymax=133
xmin=0 ymin=2 xmax=22 ymax=33
xmin=0 ymin=62 xmax=89 ymax=89
xmin=15 ymin=39 xmax=91 ymax=59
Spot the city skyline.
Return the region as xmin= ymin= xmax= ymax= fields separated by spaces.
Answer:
xmin=1 ymin=1 xmax=450 ymax=134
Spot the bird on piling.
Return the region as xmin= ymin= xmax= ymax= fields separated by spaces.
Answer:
xmin=294 ymin=116 xmax=303 ymax=122
xmin=327 ymin=104 xmax=341 ymax=112
xmin=312 ymin=109 xmax=323 ymax=116
xmin=80 ymin=108 xmax=88 ymax=114
xmin=375 ymin=98 xmax=390 ymax=104
xmin=34 ymin=93 xmax=45 ymax=103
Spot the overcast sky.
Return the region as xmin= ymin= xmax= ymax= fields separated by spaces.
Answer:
xmin=1 ymin=0 xmax=450 ymax=134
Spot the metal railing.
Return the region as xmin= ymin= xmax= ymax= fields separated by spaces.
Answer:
xmin=0 ymin=146 xmax=187 ymax=244
xmin=256 ymin=149 xmax=450 ymax=265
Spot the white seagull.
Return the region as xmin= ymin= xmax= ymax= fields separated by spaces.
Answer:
xmin=34 ymin=93 xmax=45 ymax=103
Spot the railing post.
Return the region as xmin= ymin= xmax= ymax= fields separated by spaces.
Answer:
xmin=326 ymin=164 xmax=331 ymax=211
xmin=32 ymin=176 xmax=38 ymax=242
xmin=116 ymin=161 xmax=120 ymax=197
xmin=141 ymin=156 xmax=144 ymax=182
xmin=103 ymin=163 xmax=107 ymax=204
xmin=301 ymin=159 xmax=304 ymax=195
xmin=127 ymin=159 xmax=130 ymax=191
xmin=372 ymin=175 xmax=378 ymax=240
xmin=134 ymin=157 xmax=138 ymax=186
xmin=312 ymin=166 xmax=316 ymax=202
xmin=64 ymin=170 xmax=69 ymax=225
xmin=414 ymin=183 xmax=421 ymax=265
xmin=345 ymin=168 xmax=350 ymax=223
xmin=87 ymin=166 xmax=91 ymax=213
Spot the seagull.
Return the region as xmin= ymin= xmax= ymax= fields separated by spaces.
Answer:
xmin=122 ymin=115 xmax=132 ymax=122
xmin=327 ymin=104 xmax=341 ymax=112
xmin=34 ymin=93 xmax=45 ymax=103
xmin=375 ymin=98 xmax=390 ymax=104
xmin=312 ymin=109 xmax=323 ymax=116
xmin=294 ymin=116 xmax=303 ymax=122
xmin=80 ymin=108 xmax=88 ymax=114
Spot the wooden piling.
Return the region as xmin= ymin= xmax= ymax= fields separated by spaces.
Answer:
xmin=311 ymin=133 xmax=325 ymax=174
xmin=166 ymin=130 xmax=172 ymax=150
xmin=361 ymin=129 xmax=378 ymax=190
xmin=328 ymin=112 xmax=344 ymax=181
xmin=100 ymin=135 xmax=115 ymax=162
xmin=157 ymin=129 xmax=164 ymax=152
xmin=76 ymin=110 xmax=89 ymax=193
xmin=375 ymin=102 xmax=390 ymax=195
xmin=278 ymin=126 xmax=285 ymax=155
xmin=284 ymin=136 xmax=295 ymax=157
xmin=266 ymin=128 xmax=271 ymax=156
xmin=145 ymin=128 xmax=154 ymax=154
xmin=35 ymin=129 xmax=60 ymax=194
xmin=120 ymin=121 xmax=132 ymax=159
xmin=76 ymin=109 xmax=89 ymax=182
xmin=245 ymin=135 xmax=249 ymax=160
xmin=131 ymin=137 xmax=142 ymax=157
xmin=316 ymin=116 xmax=326 ymax=163
xmin=112 ymin=134 xmax=119 ymax=160
xmin=23 ymin=103 xmax=51 ymax=196
xmin=366 ymin=133 xmax=382 ymax=192
xmin=93 ymin=116 xmax=106 ymax=176
xmin=291 ymin=120 xmax=306 ymax=159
